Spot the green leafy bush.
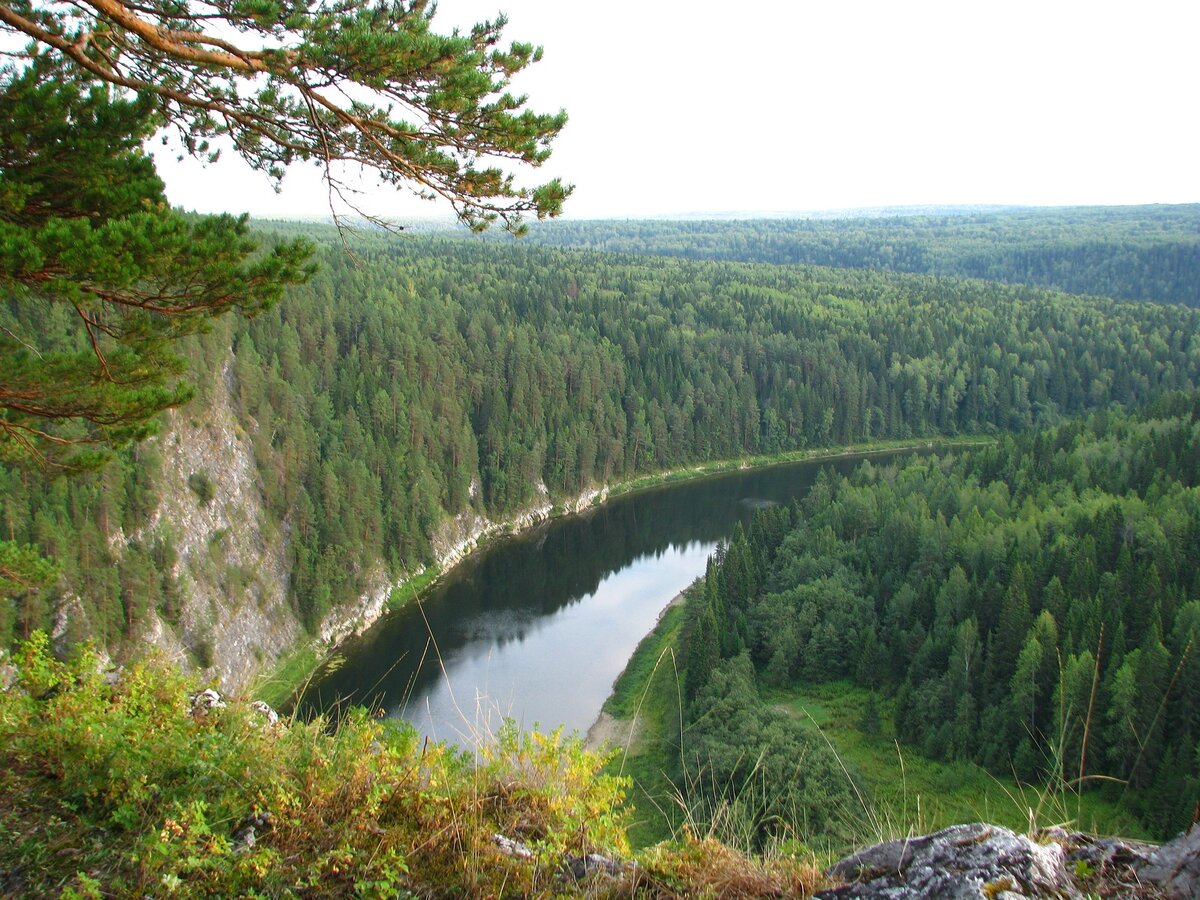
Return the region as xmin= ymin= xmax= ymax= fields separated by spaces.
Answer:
xmin=0 ymin=633 xmax=632 ymax=896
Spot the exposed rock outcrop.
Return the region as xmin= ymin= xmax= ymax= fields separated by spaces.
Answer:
xmin=0 ymin=651 xmax=14 ymax=692
xmin=317 ymin=567 xmax=394 ymax=647
xmin=492 ymin=834 xmax=632 ymax=888
xmin=816 ymin=823 xmax=1077 ymax=899
xmin=429 ymin=480 xmax=553 ymax=569
xmin=429 ymin=481 xmax=609 ymax=573
xmin=819 ymin=822 xmax=1200 ymax=899
xmin=1137 ymin=823 xmax=1200 ymax=898
xmin=138 ymin=362 xmax=301 ymax=692
xmin=189 ymin=687 xmax=226 ymax=719
xmin=51 ymin=594 xmax=102 ymax=662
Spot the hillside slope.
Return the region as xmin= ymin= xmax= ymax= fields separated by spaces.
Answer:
xmin=5 ymin=231 xmax=1200 ymax=687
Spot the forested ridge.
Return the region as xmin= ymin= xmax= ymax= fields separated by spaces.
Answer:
xmin=683 ymin=395 xmax=1200 ymax=840
xmin=506 ymin=205 xmax=1200 ymax=307
xmin=4 ymin=227 xmax=1200 ymax=655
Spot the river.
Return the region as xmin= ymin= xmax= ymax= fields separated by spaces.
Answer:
xmin=297 ymin=451 xmax=913 ymax=745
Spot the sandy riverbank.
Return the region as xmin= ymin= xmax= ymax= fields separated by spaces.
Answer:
xmin=583 ymin=587 xmax=690 ymax=751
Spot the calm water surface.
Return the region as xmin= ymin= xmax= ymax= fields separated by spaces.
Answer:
xmin=298 ymin=452 xmax=910 ymax=743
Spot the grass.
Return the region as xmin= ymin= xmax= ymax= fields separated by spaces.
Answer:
xmin=767 ymin=681 xmax=1152 ymax=843
xmin=596 ymin=597 xmax=691 ymax=849
xmin=604 ymin=600 xmax=688 ymax=720
xmin=386 ymin=566 xmax=441 ymax=612
xmin=251 ymin=641 xmax=323 ymax=710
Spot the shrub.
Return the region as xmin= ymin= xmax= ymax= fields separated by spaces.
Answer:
xmin=0 ymin=633 xmax=630 ymax=897
xmin=187 ymin=471 xmax=215 ymax=507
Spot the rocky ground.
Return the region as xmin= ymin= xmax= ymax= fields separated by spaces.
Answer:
xmin=814 ymin=821 xmax=1200 ymax=899
xmin=489 ymin=819 xmax=1200 ymax=897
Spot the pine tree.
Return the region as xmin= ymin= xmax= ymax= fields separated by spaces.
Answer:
xmin=0 ymin=0 xmax=569 ymax=233
xmin=0 ymin=66 xmax=315 ymax=471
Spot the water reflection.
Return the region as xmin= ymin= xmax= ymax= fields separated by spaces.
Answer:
xmin=298 ymin=453 xmax=908 ymax=742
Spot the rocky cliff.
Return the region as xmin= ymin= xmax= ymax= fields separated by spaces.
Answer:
xmin=53 ymin=356 xmax=614 ymax=694
xmin=134 ymin=361 xmax=302 ymax=691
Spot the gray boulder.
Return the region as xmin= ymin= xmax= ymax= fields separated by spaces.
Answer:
xmin=819 ymin=821 xmax=1200 ymax=898
xmin=1140 ymin=823 xmax=1200 ymax=899
xmin=816 ymin=823 xmax=1078 ymax=899
xmin=189 ymin=687 xmax=226 ymax=719
xmin=250 ymin=699 xmax=280 ymax=725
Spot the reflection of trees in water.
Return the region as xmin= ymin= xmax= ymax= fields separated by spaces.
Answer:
xmin=299 ymin=454 xmax=902 ymax=717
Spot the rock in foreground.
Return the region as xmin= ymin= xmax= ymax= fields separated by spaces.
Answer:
xmin=818 ymin=822 xmax=1200 ymax=899
xmin=817 ymin=823 xmax=1076 ymax=899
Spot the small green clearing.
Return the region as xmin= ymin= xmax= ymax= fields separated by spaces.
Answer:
xmin=768 ymin=681 xmax=1150 ymax=843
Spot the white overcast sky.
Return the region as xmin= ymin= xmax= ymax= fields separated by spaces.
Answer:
xmin=154 ymin=0 xmax=1200 ymax=220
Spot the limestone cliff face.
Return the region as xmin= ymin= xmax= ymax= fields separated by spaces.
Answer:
xmin=53 ymin=356 xmax=616 ymax=693
xmin=136 ymin=361 xmax=302 ymax=692
xmin=430 ymin=480 xmax=609 ymax=569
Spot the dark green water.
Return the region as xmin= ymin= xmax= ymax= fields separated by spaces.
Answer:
xmin=298 ymin=452 xmax=911 ymax=744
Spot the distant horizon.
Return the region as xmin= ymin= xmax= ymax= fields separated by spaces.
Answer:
xmin=243 ymin=199 xmax=1199 ymax=228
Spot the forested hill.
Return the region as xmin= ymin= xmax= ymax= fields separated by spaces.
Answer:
xmin=4 ymin=230 xmax=1200 ymax=671
xmin=502 ymin=205 xmax=1200 ymax=306
xmin=685 ymin=394 xmax=1200 ymax=840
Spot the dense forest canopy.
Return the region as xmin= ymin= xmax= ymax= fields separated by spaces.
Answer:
xmin=503 ymin=205 xmax=1200 ymax=307
xmin=684 ymin=395 xmax=1200 ymax=840
xmin=4 ymin=227 xmax=1200 ymax=657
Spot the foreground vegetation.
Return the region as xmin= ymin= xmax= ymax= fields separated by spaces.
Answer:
xmin=0 ymin=634 xmax=822 ymax=897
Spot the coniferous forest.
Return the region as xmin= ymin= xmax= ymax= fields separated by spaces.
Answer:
xmin=506 ymin=205 xmax=1200 ymax=306
xmin=4 ymin=222 xmax=1200 ymax=649
xmin=682 ymin=395 xmax=1200 ymax=842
